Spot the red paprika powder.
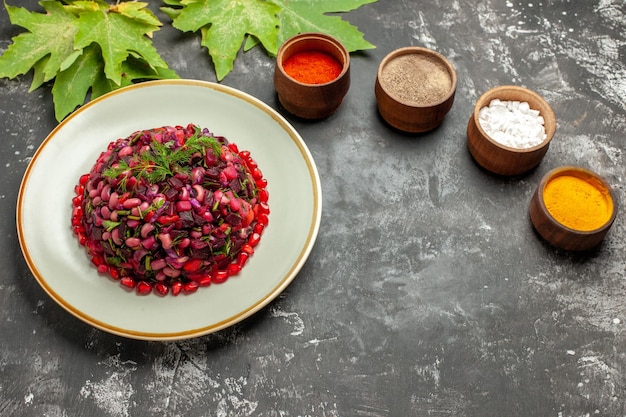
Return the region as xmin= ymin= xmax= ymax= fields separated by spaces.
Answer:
xmin=282 ymin=50 xmax=343 ymax=84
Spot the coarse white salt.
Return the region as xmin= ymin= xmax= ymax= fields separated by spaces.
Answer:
xmin=478 ymin=99 xmax=547 ymax=149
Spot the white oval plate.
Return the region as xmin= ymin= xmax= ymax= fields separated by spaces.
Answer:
xmin=17 ymin=80 xmax=322 ymax=341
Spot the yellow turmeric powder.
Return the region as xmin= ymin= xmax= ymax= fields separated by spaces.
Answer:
xmin=543 ymin=175 xmax=613 ymax=231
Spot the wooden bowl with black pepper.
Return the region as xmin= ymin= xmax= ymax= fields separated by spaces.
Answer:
xmin=274 ymin=32 xmax=350 ymax=119
xmin=529 ymin=166 xmax=617 ymax=251
xmin=467 ymin=85 xmax=556 ymax=176
xmin=375 ymin=46 xmax=457 ymax=133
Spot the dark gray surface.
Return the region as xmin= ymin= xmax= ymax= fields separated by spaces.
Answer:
xmin=1 ymin=1 xmax=625 ymax=416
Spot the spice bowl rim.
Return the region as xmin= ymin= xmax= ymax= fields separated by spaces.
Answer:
xmin=471 ymin=85 xmax=556 ymax=154
xmin=376 ymin=46 xmax=457 ymax=108
xmin=275 ymin=32 xmax=350 ymax=87
xmin=534 ymin=165 xmax=617 ymax=235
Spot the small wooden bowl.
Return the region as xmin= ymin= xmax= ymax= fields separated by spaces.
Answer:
xmin=467 ymin=85 xmax=556 ymax=176
xmin=273 ymin=33 xmax=350 ymax=119
xmin=375 ymin=47 xmax=457 ymax=133
xmin=529 ymin=166 xmax=617 ymax=251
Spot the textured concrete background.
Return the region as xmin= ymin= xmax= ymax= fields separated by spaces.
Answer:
xmin=1 ymin=1 xmax=625 ymax=416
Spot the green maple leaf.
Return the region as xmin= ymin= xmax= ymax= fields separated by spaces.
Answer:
xmin=51 ymin=44 xmax=101 ymax=121
xmin=109 ymin=2 xmax=163 ymax=28
xmin=0 ymin=1 xmax=178 ymax=121
xmin=51 ymin=44 xmax=178 ymax=120
xmin=72 ymin=2 xmax=168 ymax=86
xmin=269 ymin=0 xmax=376 ymax=52
xmin=163 ymin=0 xmax=376 ymax=81
xmin=167 ymin=0 xmax=281 ymax=81
xmin=0 ymin=1 xmax=78 ymax=90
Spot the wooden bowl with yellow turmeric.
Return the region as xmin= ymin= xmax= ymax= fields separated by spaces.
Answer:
xmin=529 ymin=166 xmax=617 ymax=251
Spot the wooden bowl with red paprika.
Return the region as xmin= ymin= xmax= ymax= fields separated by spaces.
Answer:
xmin=529 ymin=166 xmax=618 ymax=251
xmin=274 ymin=32 xmax=350 ymax=119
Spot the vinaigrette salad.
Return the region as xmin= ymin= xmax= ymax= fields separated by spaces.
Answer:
xmin=71 ymin=124 xmax=269 ymax=296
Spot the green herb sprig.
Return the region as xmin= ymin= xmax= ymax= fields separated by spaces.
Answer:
xmin=103 ymin=127 xmax=223 ymax=184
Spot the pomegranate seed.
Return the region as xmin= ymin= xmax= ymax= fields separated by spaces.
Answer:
xmin=241 ymin=243 xmax=254 ymax=255
xmin=258 ymin=188 xmax=269 ymax=203
xmin=256 ymin=213 xmax=269 ymax=227
xmin=120 ymin=277 xmax=136 ymax=289
xmin=171 ymin=281 xmax=183 ymax=296
xmin=243 ymin=156 xmax=255 ymax=168
xmin=143 ymin=210 xmax=155 ymax=222
xmin=213 ymin=270 xmax=229 ymax=284
xmin=253 ymin=223 xmax=265 ymax=235
xmin=236 ymin=251 xmax=249 ymax=267
xmin=109 ymin=268 xmax=120 ymax=280
xmin=79 ymin=174 xmax=89 ymax=186
xmin=136 ymin=281 xmax=152 ymax=295
xmin=248 ymin=232 xmax=261 ymax=247
xmin=183 ymin=281 xmax=199 ymax=294
xmin=198 ymin=275 xmax=212 ymax=287
xmin=72 ymin=206 xmax=83 ymax=218
xmin=257 ymin=202 xmax=270 ymax=214
xmin=118 ymin=192 xmax=130 ymax=205
xmin=227 ymin=263 xmax=241 ymax=276
xmin=156 ymin=215 xmax=180 ymax=225
xmin=154 ymin=283 xmax=169 ymax=296
xmin=250 ymin=167 xmax=263 ymax=180
xmin=183 ymin=258 xmax=203 ymax=272
xmin=91 ymin=255 xmax=104 ymax=267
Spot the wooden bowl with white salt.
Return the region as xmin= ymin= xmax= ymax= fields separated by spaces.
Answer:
xmin=375 ymin=47 xmax=457 ymax=133
xmin=467 ymin=85 xmax=556 ymax=176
